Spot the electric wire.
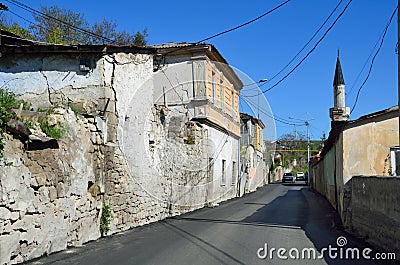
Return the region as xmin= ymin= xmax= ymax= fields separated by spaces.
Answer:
xmin=162 ymin=0 xmax=292 ymax=57
xmin=239 ymin=95 xmax=304 ymax=126
xmin=350 ymin=5 xmax=398 ymax=114
xmin=4 ymin=9 xmax=75 ymax=45
xmin=3 ymin=0 xmax=117 ymax=44
xmin=265 ymin=0 xmax=344 ymax=85
xmin=242 ymin=0 xmax=353 ymax=97
xmin=347 ymin=29 xmax=384 ymax=97
xmin=198 ymin=0 xmax=291 ymax=44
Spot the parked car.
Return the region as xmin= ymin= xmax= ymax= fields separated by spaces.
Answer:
xmin=282 ymin=172 xmax=295 ymax=183
xmin=296 ymin=172 xmax=305 ymax=181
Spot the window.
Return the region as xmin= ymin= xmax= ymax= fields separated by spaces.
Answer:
xmin=231 ymin=91 xmax=235 ymax=117
xmin=220 ymin=79 xmax=224 ymax=109
xmin=390 ymin=147 xmax=400 ymax=176
xmin=231 ymin=161 xmax=237 ymax=186
xmin=211 ymin=72 xmax=215 ymax=104
xmin=221 ymin=159 xmax=226 ymax=186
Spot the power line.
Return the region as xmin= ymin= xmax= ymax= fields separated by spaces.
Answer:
xmin=243 ymin=0 xmax=353 ymax=97
xmin=347 ymin=28 xmax=385 ymax=97
xmin=350 ymin=5 xmax=398 ymax=114
xmin=4 ymin=9 xmax=76 ymax=45
xmin=198 ymin=0 xmax=291 ymax=43
xmin=240 ymin=95 xmax=304 ymax=126
xmin=163 ymin=0 xmax=292 ymax=57
xmin=265 ymin=0 xmax=344 ymax=85
xmin=3 ymin=0 xmax=117 ymax=44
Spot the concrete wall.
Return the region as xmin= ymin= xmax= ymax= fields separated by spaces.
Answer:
xmin=311 ymin=145 xmax=337 ymax=208
xmin=342 ymin=116 xmax=399 ymax=184
xmin=351 ymin=176 xmax=400 ymax=256
xmin=311 ymin=112 xmax=400 ymax=256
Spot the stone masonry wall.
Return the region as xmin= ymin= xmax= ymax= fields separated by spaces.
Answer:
xmin=0 ymin=51 xmax=240 ymax=264
xmin=0 ymin=109 xmax=104 ymax=265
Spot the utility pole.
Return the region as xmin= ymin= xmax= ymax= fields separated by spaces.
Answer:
xmin=306 ymin=120 xmax=310 ymax=183
xmin=398 ymin=0 xmax=400 ymax=145
xmin=293 ymin=124 xmax=297 ymax=139
xmin=289 ymin=115 xmax=312 ymax=180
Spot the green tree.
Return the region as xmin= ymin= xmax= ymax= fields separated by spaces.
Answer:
xmin=91 ymin=17 xmax=148 ymax=46
xmin=1 ymin=5 xmax=148 ymax=46
xmin=0 ymin=14 xmax=33 ymax=40
xmin=30 ymin=5 xmax=89 ymax=45
xmin=132 ymin=28 xmax=148 ymax=46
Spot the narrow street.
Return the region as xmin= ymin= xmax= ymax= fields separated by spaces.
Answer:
xmin=28 ymin=183 xmax=397 ymax=265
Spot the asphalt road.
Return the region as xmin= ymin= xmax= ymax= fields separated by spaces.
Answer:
xmin=27 ymin=182 xmax=399 ymax=265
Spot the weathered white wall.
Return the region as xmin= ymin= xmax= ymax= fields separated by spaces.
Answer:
xmin=0 ymin=54 xmax=104 ymax=112
xmin=0 ymin=50 xmax=243 ymax=264
xmin=205 ymin=124 xmax=238 ymax=203
xmin=0 ymin=110 xmax=103 ymax=265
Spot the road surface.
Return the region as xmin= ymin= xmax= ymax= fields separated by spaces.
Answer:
xmin=28 ymin=182 xmax=398 ymax=265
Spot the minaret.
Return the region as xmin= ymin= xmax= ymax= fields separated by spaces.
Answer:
xmin=330 ymin=51 xmax=350 ymax=121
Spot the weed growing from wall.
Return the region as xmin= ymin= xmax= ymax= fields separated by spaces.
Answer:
xmin=100 ymin=202 xmax=113 ymax=237
xmin=0 ymin=89 xmax=25 ymax=157
xmin=38 ymin=117 xmax=65 ymax=139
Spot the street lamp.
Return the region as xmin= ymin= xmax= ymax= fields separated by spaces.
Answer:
xmin=255 ymin=79 xmax=268 ymax=119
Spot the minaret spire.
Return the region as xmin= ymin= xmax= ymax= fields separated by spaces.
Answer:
xmin=330 ymin=51 xmax=350 ymax=121
xmin=333 ymin=51 xmax=345 ymax=87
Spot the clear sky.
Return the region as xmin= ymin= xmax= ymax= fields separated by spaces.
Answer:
xmin=3 ymin=0 xmax=398 ymax=140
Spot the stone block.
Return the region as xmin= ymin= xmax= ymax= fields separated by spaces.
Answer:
xmin=10 ymin=211 xmax=19 ymax=222
xmin=56 ymin=182 xmax=66 ymax=198
xmin=0 ymin=232 xmax=20 ymax=265
xmin=48 ymin=186 xmax=57 ymax=202
xmin=0 ymin=220 xmax=12 ymax=234
xmin=35 ymin=173 xmax=47 ymax=187
xmin=38 ymin=187 xmax=49 ymax=203
xmin=0 ymin=207 xmax=11 ymax=220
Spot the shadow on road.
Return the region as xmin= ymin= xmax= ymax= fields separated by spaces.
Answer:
xmin=162 ymin=222 xmax=246 ymax=265
xmin=173 ymin=186 xmax=398 ymax=265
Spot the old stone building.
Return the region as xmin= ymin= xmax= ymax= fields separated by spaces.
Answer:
xmin=152 ymin=43 xmax=243 ymax=204
xmin=0 ymin=30 xmax=162 ymax=264
xmin=0 ymin=32 xmax=248 ymax=264
xmin=239 ymin=113 xmax=266 ymax=195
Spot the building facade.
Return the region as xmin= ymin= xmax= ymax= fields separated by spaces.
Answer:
xmin=153 ymin=43 xmax=242 ymax=203
xmin=239 ymin=113 xmax=266 ymax=195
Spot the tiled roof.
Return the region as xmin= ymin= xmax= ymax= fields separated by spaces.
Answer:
xmin=150 ymin=42 xmax=197 ymax=49
xmin=0 ymin=29 xmax=155 ymax=54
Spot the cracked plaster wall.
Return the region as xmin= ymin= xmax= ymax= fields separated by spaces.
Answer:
xmin=0 ymin=51 xmax=239 ymax=264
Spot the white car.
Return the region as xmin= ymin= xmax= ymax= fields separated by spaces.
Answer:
xmin=296 ymin=172 xmax=305 ymax=181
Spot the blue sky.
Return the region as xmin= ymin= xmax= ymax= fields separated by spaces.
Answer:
xmin=3 ymin=0 xmax=398 ymax=140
